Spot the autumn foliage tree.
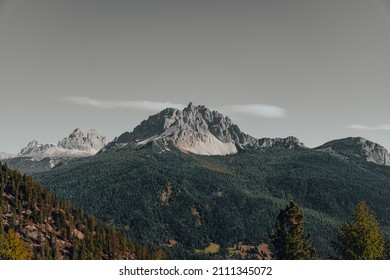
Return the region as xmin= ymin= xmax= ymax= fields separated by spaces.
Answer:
xmin=0 ymin=229 xmax=32 ymax=260
xmin=270 ymin=201 xmax=317 ymax=260
xmin=334 ymin=201 xmax=385 ymax=260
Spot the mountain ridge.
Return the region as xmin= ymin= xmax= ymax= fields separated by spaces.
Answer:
xmin=102 ymin=102 xmax=305 ymax=155
xmin=2 ymin=128 xmax=107 ymax=174
xmin=2 ymin=103 xmax=390 ymax=170
xmin=315 ymin=137 xmax=390 ymax=166
xmin=19 ymin=128 xmax=107 ymax=158
xmin=0 ymin=152 xmax=14 ymax=160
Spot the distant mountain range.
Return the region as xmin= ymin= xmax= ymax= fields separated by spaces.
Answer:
xmin=0 ymin=152 xmax=14 ymax=160
xmin=1 ymin=128 xmax=106 ymax=173
xmin=101 ymin=102 xmax=390 ymax=164
xmin=1 ymin=103 xmax=390 ymax=174
xmin=24 ymin=103 xmax=390 ymax=258
xmin=19 ymin=128 xmax=107 ymax=158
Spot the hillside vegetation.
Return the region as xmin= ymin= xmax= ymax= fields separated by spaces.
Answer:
xmin=35 ymin=147 xmax=390 ymax=257
xmin=0 ymin=163 xmax=137 ymax=259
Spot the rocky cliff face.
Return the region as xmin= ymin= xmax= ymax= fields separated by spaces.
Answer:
xmin=19 ymin=140 xmax=59 ymax=157
xmin=19 ymin=128 xmax=107 ymax=158
xmin=58 ymin=128 xmax=107 ymax=154
xmin=103 ymin=102 xmax=304 ymax=155
xmin=315 ymin=137 xmax=390 ymax=166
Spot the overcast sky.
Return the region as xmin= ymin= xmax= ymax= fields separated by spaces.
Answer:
xmin=1 ymin=0 xmax=390 ymax=153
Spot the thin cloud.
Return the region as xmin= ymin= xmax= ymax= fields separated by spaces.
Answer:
xmin=220 ymin=104 xmax=287 ymax=118
xmin=346 ymin=124 xmax=390 ymax=130
xmin=64 ymin=97 xmax=287 ymax=118
xmin=64 ymin=96 xmax=185 ymax=111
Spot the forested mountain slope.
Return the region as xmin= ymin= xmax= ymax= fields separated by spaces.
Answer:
xmin=0 ymin=163 xmax=135 ymax=259
xmin=35 ymin=146 xmax=390 ymax=257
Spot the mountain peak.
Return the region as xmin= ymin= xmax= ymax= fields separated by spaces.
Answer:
xmin=27 ymin=140 xmax=40 ymax=147
xmin=186 ymin=102 xmax=195 ymax=110
xmin=18 ymin=128 xmax=107 ymax=158
xmin=104 ymin=103 xmax=304 ymax=155
xmin=315 ymin=137 xmax=390 ymax=166
xmin=0 ymin=152 xmax=15 ymax=160
xmin=58 ymin=128 xmax=107 ymax=152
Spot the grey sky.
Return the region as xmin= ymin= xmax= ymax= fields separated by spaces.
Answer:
xmin=1 ymin=0 xmax=390 ymax=153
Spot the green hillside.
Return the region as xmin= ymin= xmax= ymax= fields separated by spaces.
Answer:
xmin=0 ymin=163 xmax=138 ymax=259
xmin=35 ymin=147 xmax=390 ymax=257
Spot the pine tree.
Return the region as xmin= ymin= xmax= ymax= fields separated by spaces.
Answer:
xmin=45 ymin=239 xmax=52 ymax=260
xmin=0 ymin=218 xmax=4 ymax=236
xmin=72 ymin=239 xmax=80 ymax=260
xmin=0 ymin=179 xmax=4 ymax=210
xmin=334 ymin=201 xmax=385 ymax=260
xmin=0 ymin=179 xmax=4 ymax=237
xmin=51 ymin=238 xmax=60 ymax=260
xmin=80 ymin=240 xmax=87 ymax=260
xmin=384 ymin=235 xmax=390 ymax=260
xmin=270 ymin=201 xmax=317 ymax=260
xmin=38 ymin=231 xmax=46 ymax=260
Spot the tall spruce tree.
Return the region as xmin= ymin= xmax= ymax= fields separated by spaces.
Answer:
xmin=270 ymin=201 xmax=317 ymax=260
xmin=334 ymin=201 xmax=385 ymax=260
xmin=385 ymin=235 xmax=390 ymax=260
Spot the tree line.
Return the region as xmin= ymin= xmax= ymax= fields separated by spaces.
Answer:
xmin=0 ymin=163 xmax=169 ymax=260
xmin=270 ymin=201 xmax=389 ymax=260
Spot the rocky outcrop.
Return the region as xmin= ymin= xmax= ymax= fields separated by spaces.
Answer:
xmin=19 ymin=140 xmax=59 ymax=157
xmin=315 ymin=137 xmax=390 ymax=166
xmin=58 ymin=128 xmax=107 ymax=154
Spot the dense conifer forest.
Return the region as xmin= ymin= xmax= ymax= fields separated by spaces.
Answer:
xmin=0 ymin=163 xmax=137 ymax=260
xmin=34 ymin=146 xmax=390 ymax=257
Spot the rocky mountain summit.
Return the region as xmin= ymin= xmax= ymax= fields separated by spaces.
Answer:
xmin=57 ymin=128 xmax=107 ymax=155
xmin=19 ymin=128 xmax=107 ymax=158
xmin=19 ymin=140 xmax=59 ymax=157
xmin=315 ymin=137 xmax=390 ymax=166
xmin=3 ymin=128 xmax=107 ymax=174
xmin=103 ymin=102 xmax=305 ymax=155
xmin=2 ymin=104 xmax=389 ymax=170
xmin=0 ymin=152 xmax=14 ymax=160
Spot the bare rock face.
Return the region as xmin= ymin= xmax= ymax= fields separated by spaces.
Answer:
xmin=256 ymin=136 xmax=306 ymax=150
xmin=0 ymin=152 xmax=15 ymax=160
xmin=19 ymin=128 xmax=107 ymax=158
xmin=5 ymin=129 xmax=107 ymax=174
xmin=315 ymin=137 xmax=390 ymax=166
xmin=58 ymin=128 xmax=107 ymax=154
xmin=103 ymin=102 xmax=304 ymax=155
xmin=19 ymin=140 xmax=59 ymax=157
